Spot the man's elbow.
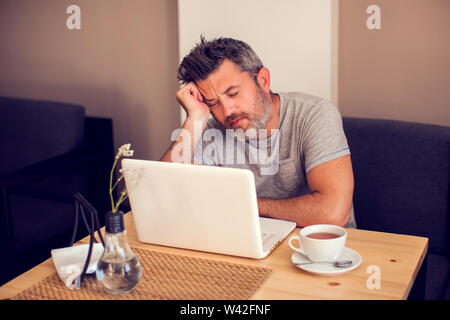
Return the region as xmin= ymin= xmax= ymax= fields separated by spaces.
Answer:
xmin=324 ymin=198 xmax=352 ymax=227
xmin=330 ymin=208 xmax=351 ymax=227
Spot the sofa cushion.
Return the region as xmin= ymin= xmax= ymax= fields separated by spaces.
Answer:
xmin=426 ymin=254 xmax=450 ymax=299
xmin=0 ymin=96 xmax=85 ymax=175
xmin=343 ymin=117 xmax=450 ymax=255
xmin=9 ymin=194 xmax=75 ymax=254
xmin=444 ymin=274 xmax=450 ymax=300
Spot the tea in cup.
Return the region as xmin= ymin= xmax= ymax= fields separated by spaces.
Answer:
xmin=288 ymin=224 xmax=347 ymax=262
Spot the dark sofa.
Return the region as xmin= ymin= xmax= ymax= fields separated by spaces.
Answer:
xmin=0 ymin=96 xmax=114 ymax=285
xmin=343 ymin=117 xmax=450 ymax=300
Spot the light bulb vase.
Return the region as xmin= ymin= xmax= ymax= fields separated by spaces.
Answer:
xmin=95 ymin=211 xmax=142 ymax=295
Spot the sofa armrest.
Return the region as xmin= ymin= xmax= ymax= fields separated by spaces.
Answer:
xmin=0 ymin=96 xmax=85 ymax=176
xmin=0 ymin=148 xmax=98 ymax=189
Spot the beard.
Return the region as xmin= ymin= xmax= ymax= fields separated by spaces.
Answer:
xmin=224 ymin=84 xmax=272 ymax=140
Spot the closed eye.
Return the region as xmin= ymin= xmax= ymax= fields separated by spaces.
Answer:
xmin=206 ymin=101 xmax=218 ymax=108
xmin=204 ymin=90 xmax=238 ymax=107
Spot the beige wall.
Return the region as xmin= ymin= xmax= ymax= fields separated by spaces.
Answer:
xmin=339 ymin=0 xmax=450 ymax=126
xmin=0 ymin=0 xmax=180 ymax=160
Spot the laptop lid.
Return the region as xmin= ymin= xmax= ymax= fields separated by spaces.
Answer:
xmin=122 ymin=159 xmax=267 ymax=258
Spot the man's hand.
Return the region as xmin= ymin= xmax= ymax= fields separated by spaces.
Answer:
xmin=160 ymin=82 xmax=211 ymax=163
xmin=176 ymin=82 xmax=210 ymax=123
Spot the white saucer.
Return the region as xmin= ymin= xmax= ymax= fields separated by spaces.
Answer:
xmin=291 ymin=247 xmax=362 ymax=276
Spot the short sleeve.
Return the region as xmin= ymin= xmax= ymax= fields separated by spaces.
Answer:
xmin=301 ymin=100 xmax=350 ymax=172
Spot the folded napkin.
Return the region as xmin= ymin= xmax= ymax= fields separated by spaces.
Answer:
xmin=51 ymin=243 xmax=104 ymax=289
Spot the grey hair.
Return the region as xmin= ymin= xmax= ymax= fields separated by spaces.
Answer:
xmin=177 ymin=36 xmax=264 ymax=84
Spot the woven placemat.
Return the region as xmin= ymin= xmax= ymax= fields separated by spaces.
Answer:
xmin=12 ymin=247 xmax=273 ymax=300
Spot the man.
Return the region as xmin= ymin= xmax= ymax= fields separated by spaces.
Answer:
xmin=161 ymin=37 xmax=356 ymax=228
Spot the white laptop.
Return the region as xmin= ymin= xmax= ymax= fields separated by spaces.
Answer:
xmin=121 ymin=159 xmax=296 ymax=259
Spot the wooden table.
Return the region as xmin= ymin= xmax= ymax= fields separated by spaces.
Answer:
xmin=0 ymin=212 xmax=428 ymax=300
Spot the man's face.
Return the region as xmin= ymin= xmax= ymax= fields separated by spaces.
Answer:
xmin=196 ymin=59 xmax=271 ymax=132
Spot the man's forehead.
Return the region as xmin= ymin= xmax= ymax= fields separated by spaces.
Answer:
xmin=196 ymin=60 xmax=246 ymax=98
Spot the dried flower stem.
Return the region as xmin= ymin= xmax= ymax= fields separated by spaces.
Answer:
xmin=111 ymin=174 xmax=124 ymax=193
xmin=113 ymin=191 xmax=128 ymax=213
xmin=109 ymin=144 xmax=134 ymax=213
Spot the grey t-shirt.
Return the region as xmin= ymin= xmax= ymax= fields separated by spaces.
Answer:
xmin=193 ymin=92 xmax=356 ymax=228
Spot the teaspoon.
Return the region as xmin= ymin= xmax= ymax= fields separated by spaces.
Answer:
xmin=295 ymin=260 xmax=353 ymax=268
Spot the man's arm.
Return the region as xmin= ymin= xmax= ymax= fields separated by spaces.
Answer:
xmin=160 ymin=82 xmax=210 ymax=163
xmin=159 ymin=115 xmax=206 ymax=163
xmin=257 ymin=155 xmax=354 ymax=227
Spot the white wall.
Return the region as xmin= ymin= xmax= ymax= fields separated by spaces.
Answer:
xmin=177 ymin=0 xmax=338 ymax=123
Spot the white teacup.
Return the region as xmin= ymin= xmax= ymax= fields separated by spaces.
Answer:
xmin=288 ymin=224 xmax=347 ymax=262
